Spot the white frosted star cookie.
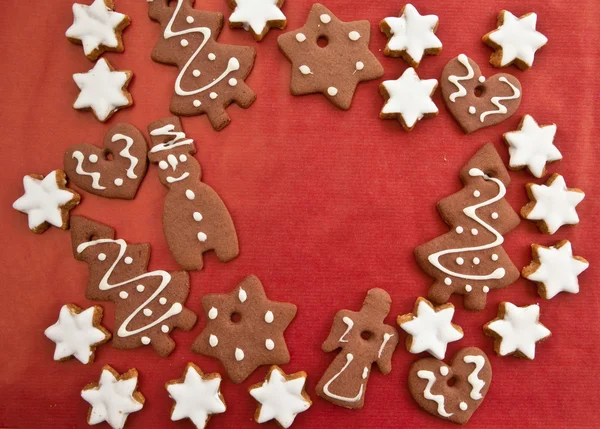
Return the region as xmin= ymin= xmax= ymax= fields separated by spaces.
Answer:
xmin=228 ymin=0 xmax=287 ymax=41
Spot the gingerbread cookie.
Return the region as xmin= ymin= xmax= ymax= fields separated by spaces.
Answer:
xmin=192 ymin=275 xmax=297 ymax=383
xmin=148 ymin=0 xmax=256 ymax=130
xmin=44 ymin=304 xmax=111 ymax=364
xmin=379 ymin=67 xmax=438 ymax=131
xmin=484 ymin=302 xmax=551 ymax=360
xmin=148 ymin=117 xmax=239 ymax=271
xmin=166 ymin=362 xmax=226 ymax=429
xmin=277 ymin=3 xmax=384 ymax=110
xmin=66 ymin=0 xmax=130 ymax=61
xmin=315 ymin=288 xmax=398 ymax=409
xmin=82 ymin=365 xmax=145 ymax=429
xmin=64 ymin=124 xmax=148 ymax=199
xmin=521 ymin=173 xmax=585 ymax=234
xmin=228 ymin=0 xmax=286 ymax=41
xmin=73 ymin=58 xmax=133 ymax=122
xmin=380 ymin=4 xmax=442 ymax=67
xmin=398 ymin=298 xmax=463 ymax=360
xmin=441 ymin=54 xmax=522 ymax=134
xmin=13 ymin=170 xmax=80 ymax=234
xmin=409 ymin=347 xmax=491 ymax=424
xmin=483 ymin=11 xmax=547 ymax=70
xmin=503 ymin=115 xmax=561 ymax=178
xmin=414 ymin=143 xmax=521 ymax=311
xmin=522 ymin=240 xmax=589 ymax=300
xmin=249 ymin=366 xmax=311 ymax=428
xmin=71 ymin=216 xmax=197 ymax=357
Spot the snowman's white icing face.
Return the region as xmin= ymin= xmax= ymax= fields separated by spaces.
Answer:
xmin=153 ymin=147 xmax=201 ymax=188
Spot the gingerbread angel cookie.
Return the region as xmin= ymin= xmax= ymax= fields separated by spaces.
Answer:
xmin=315 ymin=288 xmax=399 ymax=409
xmin=64 ymin=124 xmax=148 ymax=199
xmin=71 ymin=216 xmax=197 ymax=357
xmin=148 ymin=0 xmax=256 ymax=130
xmin=277 ymin=3 xmax=384 ymax=110
xmin=441 ymin=54 xmax=521 ymax=134
xmin=148 ymin=117 xmax=238 ymax=271
xmin=414 ymin=143 xmax=521 ymax=311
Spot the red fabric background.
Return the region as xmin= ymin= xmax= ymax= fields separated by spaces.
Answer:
xmin=1 ymin=0 xmax=599 ymax=428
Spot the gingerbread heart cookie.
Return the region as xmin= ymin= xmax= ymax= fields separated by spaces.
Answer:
xmin=64 ymin=124 xmax=148 ymax=199
xmin=441 ymin=54 xmax=522 ymax=134
xmin=408 ymin=347 xmax=491 ymax=424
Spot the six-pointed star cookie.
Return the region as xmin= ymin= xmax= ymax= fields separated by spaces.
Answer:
xmin=523 ymin=240 xmax=589 ymax=299
xmin=380 ymin=67 xmax=438 ymax=131
xmin=81 ymin=365 xmax=145 ymax=429
xmin=65 ymin=0 xmax=130 ymax=60
xmin=277 ymin=3 xmax=384 ymax=109
xmin=166 ymin=363 xmax=226 ymax=429
xmin=13 ymin=170 xmax=80 ymax=234
xmin=191 ymin=275 xmax=297 ymax=383
xmin=73 ymin=58 xmax=133 ymax=122
xmin=484 ymin=302 xmax=551 ymax=359
xmin=521 ymin=173 xmax=585 ymax=234
xmin=44 ymin=304 xmax=111 ymax=364
xmin=228 ymin=0 xmax=287 ymax=41
xmin=398 ymin=297 xmax=463 ymax=359
xmin=504 ymin=115 xmax=562 ymax=178
xmin=249 ymin=366 xmax=312 ymax=428
xmin=483 ymin=10 xmax=548 ymax=70
xmin=380 ymin=3 xmax=442 ymax=67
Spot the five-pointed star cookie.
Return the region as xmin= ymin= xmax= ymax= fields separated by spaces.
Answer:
xmin=523 ymin=240 xmax=589 ymax=300
xmin=13 ymin=170 xmax=80 ymax=234
xmin=380 ymin=4 xmax=442 ymax=67
xmin=191 ymin=275 xmax=297 ymax=383
xmin=504 ymin=115 xmax=562 ymax=178
xmin=277 ymin=3 xmax=384 ymax=110
xmin=166 ymin=363 xmax=226 ymax=429
xmin=81 ymin=365 xmax=145 ymax=429
xmin=228 ymin=0 xmax=287 ymax=41
xmin=521 ymin=173 xmax=585 ymax=234
xmin=483 ymin=10 xmax=548 ymax=70
xmin=44 ymin=304 xmax=111 ymax=364
xmin=249 ymin=366 xmax=312 ymax=428
xmin=65 ymin=0 xmax=130 ymax=61
xmin=398 ymin=297 xmax=464 ymax=360
xmin=73 ymin=58 xmax=133 ymax=122
xmin=484 ymin=302 xmax=551 ymax=360
xmin=379 ymin=67 xmax=438 ymax=131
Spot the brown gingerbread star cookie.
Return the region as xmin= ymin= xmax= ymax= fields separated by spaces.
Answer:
xmin=277 ymin=3 xmax=384 ymax=110
xmin=191 ymin=275 xmax=297 ymax=383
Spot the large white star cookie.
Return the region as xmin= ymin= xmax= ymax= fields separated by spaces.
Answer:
xmin=484 ymin=302 xmax=551 ymax=359
xmin=521 ymin=173 xmax=585 ymax=234
xmin=228 ymin=0 xmax=287 ymax=41
xmin=523 ymin=240 xmax=589 ymax=299
xmin=398 ymin=297 xmax=464 ymax=360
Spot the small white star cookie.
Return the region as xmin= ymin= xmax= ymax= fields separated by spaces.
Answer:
xmin=166 ymin=363 xmax=226 ymax=429
xmin=73 ymin=58 xmax=133 ymax=122
xmin=380 ymin=67 xmax=438 ymax=131
xmin=44 ymin=304 xmax=111 ymax=364
xmin=380 ymin=4 xmax=442 ymax=67
xmin=521 ymin=173 xmax=585 ymax=234
xmin=228 ymin=0 xmax=287 ymax=41
xmin=249 ymin=366 xmax=311 ymax=428
xmin=484 ymin=302 xmax=551 ymax=359
xmin=483 ymin=10 xmax=548 ymax=70
xmin=523 ymin=240 xmax=589 ymax=300
xmin=398 ymin=297 xmax=464 ymax=360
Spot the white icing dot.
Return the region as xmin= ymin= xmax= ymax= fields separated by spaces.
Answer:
xmin=492 ymin=212 xmax=499 ymax=219
xmin=186 ymin=189 xmax=195 ymax=200
xmin=320 ymin=14 xmax=331 ymax=24
xmin=143 ymin=308 xmax=152 ymax=316
xmin=235 ymin=347 xmax=244 ymax=361
xmin=88 ymin=154 xmax=98 ymax=163
xmin=296 ymin=33 xmax=306 ymax=42
xmin=193 ymin=212 xmax=203 ymax=221
xmin=471 ymin=228 xmax=478 ymax=236
xmin=141 ymin=336 xmax=151 ymax=345
xmin=228 ymin=78 xmax=237 ymax=87
xmin=193 ymin=100 xmax=201 ymax=107
xmin=355 ymin=61 xmax=364 ymax=71
xmin=491 ymin=254 xmax=499 ymax=261
xmin=456 ymin=257 xmax=464 ymax=265
xmin=239 ymin=288 xmax=247 ymax=303
xmin=456 ymin=226 xmax=464 ymax=234
xmin=444 ymin=277 xmax=452 ymax=285
xmin=124 ymin=256 xmax=133 ymax=265
xmin=197 ymin=232 xmax=207 ymax=242
xmin=180 ymin=39 xmax=189 ymax=47
xmin=327 ymin=87 xmax=338 ymax=96
xmin=208 ymin=53 xmax=216 ymax=61
xmin=136 ymin=285 xmax=145 ymax=292
xmin=465 ymin=285 xmax=472 ymax=292
xmin=210 ymin=92 xmax=218 ymax=99
xmin=159 ymin=297 xmax=167 ymax=305
xmin=98 ymin=253 xmax=106 ymax=261
xmin=192 ymin=69 xmax=201 ymax=77
xmin=265 ymin=310 xmax=274 ymax=323
xmin=473 ymin=257 xmax=480 ymax=265
xmin=119 ymin=291 xmax=128 ymax=299
xmin=159 ymin=160 xmax=168 ymax=170
xmin=186 ymin=16 xmax=194 ymax=24
xmin=469 ymin=106 xmax=476 ymax=114
xmin=161 ymin=325 xmax=169 ymax=333
xmin=114 ymin=178 xmax=123 ymax=186
xmin=460 ymin=402 xmax=468 ymax=411
xmin=483 ymin=286 xmax=490 ymax=293
xmin=299 ymin=65 xmax=312 ymax=75
xmin=209 ymin=334 xmax=218 ymax=347
xmin=440 ymin=366 xmax=449 ymax=376
xmin=362 ymin=367 xmax=369 ymax=379
xmin=478 ymin=76 xmax=486 ymax=83
xmin=208 ymin=307 xmax=218 ymax=320
xmin=265 ymin=339 xmax=275 ymax=350
xmin=348 ymin=31 xmax=361 ymax=41
xmin=473 ymin=190 xmax=481 ymax=197
xmin=179 ymin=154 xmax=187 ymax=162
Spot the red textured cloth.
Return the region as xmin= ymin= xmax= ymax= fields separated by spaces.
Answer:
xmin=1 ymin=0 xmax=599 ymax=428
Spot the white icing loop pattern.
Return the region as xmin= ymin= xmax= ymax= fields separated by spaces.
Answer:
xmin=479 ymin=77 xmax=520 ymax=122
xmin=73 ymin=151 xmax=106 ymax=190
xmin=323 ymin=353 xmax=364 ymax=403
xmin=111 ymin=134 xmax=138 ymax=179
xmin=448 ymin=54 xmax=473 ymax=102
xmin=150 ymin=124 xmax=194 ymax=153
xmin=463 ymin=355 xmax=485 ymax=400
xmin=417 ymin=370 xmax=453 ymax=417
xmin=339 ymin=316 xmax=353 ymax=342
